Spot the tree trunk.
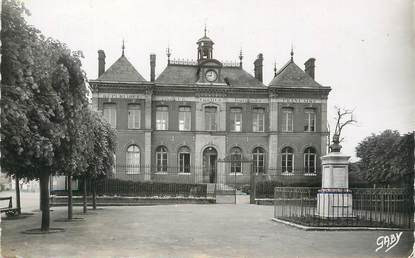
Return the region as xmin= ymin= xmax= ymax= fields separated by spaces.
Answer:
xmin=15 ymin=175 xmax=21 ymax=215
xmin=39 ymin=173 xmax=50 ymax=231
xmin=92 ymin=178 xmax=97 ymax=210
xmin=82 ymin=176 xmax=87 ymax=214
xmin=67 ymin=174 xmax=72 ymax=220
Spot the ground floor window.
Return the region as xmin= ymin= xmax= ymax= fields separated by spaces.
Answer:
xmin=253 ymin=147 xmax=265 ymax=174
xmin=230 ymin=147 xmax=242 ymax=173
xmin=304 ymin=147 xmax=317 ymax=173
xmin=126 ymin=145 xmax=140 ymax=174
xmin=178 ymin=146 xmax=190 ymax=173
xmin=281 ymin=147 xmax=294 ymax=173
xmin=156 ymin=146 xmax=168 ymax=172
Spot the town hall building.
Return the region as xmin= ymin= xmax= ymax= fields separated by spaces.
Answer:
xmin=89 ymin=30 xmax=331 ymax=186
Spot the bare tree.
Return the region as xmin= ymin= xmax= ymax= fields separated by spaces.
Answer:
xmin=329 ymin=106 xmax=357 ymax=152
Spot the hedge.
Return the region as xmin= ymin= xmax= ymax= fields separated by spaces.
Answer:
xmin=51 ymin=178 xmax=207 ymax=197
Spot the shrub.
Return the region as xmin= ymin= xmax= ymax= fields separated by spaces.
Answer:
xmin=51 ymin=178 xmax=208 ymax=197
xmin=255 ymin=181 xmax=321 ymax=198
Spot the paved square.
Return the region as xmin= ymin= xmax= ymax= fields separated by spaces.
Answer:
xmin=1 ymin=192 xmax=413 ymax=257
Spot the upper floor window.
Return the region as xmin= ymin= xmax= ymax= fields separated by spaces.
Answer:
xmin=253 ymin=108 xmax=265 ymax=132
xmin=126 ymin=145 xmax=140 ymax=174
xmin=205 ymin=106 xmax=218 ymax=131
xmin=304 ymin=109 xmax=316 ymax=132
xmin=103 ymin=103 xmax=117 ymax=128
xmin=252 ymin=147 xmax=265 ymax=174
xmin=281 ymin=147 xmax=294 ymax=173
xmin=128 ymin=104 xmax=141 ymax=129
xmin=282 ymin=108 xmax=293 ymax=132
xmin=304 ymin=147 xmax=317 ymax=174
xmin=179 ymin=106 xmax=191 ymax=131
xmin=178 ymin=146 xmax=191 ymax=173
xmin=156 ymin=146 xmax=168 ymax=172
xmin=156 ymin=106 xmax=168 ymax=130
xmin=230 ymin=108 xmax=242 ymax=132
xmin=230 ymin=147 xmax=242 ymax=174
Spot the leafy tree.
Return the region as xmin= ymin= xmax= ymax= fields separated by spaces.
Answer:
xmin=81 ymin=109 xmax=117 ymax=211
xmin=51 ymin=51 xmax=89 ymax=220
xmin=1 ymin=0 xmax=100 ymax=230
xmin=356 ymin=130 xmax=414 ymax=187
xmin=1 ymin=0 xmax=67 ymax=231
xmin=348 ymin=161 xmax=370 ymax=188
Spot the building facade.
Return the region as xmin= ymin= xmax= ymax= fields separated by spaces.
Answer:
xmin=89 ymin=32 xmax=331 ymax=186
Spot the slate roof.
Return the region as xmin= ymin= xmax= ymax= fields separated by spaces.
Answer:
xmin=156 ymin=65 xmax=198 ymax=84
xmin=155 ymin=64 xmax=266 ymax=88
xmin=221 ymin=67 xmax=265 ymax=88
xmin=268 ymin=59 xmax=322 ymax=88
xmin=96 ymin=55 xmax=146 ymax=83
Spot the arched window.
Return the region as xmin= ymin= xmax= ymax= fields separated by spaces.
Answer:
xmin=281 ymin=147 xmax=294 ymax=173
xmin=156 ymin=146 xmax=168 ymax=172
xmin=126 ymin=145 xmax=140 ymax=174
xmin=178 ymin=146 xmax=191 ymax=173
xmin=252 ymin=147 xmax=265 ymax=174
xmin=304 ymin=147 xmax=317 ymax=174
xmin=230 ymin=147 xmax=242 ymax=173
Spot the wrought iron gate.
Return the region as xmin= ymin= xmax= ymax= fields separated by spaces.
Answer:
xmin=216 ymin=155 xmax=253 ymax=204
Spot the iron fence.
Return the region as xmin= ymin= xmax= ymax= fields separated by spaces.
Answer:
xmin=112 ymin=164 xmax=257 ymax=186
xmin=273 ymin=187 xmax=413 ymax=229
xmin=112 ymin=165 xmax=322 ymax=187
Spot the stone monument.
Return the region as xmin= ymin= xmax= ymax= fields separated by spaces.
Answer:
xmin=316 ymin=134 xmax=353 ymax=218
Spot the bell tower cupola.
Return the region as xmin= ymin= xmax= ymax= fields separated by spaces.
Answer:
xmin=197 ymin=26 xmax=214 ymax=62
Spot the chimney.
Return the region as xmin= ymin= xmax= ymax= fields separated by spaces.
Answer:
xmin=150 ymin=54 xmax=156 ymax=82
xmin=254 ymin=53 xmax=264 ymax=82
xmin=304 ymin=58 xmax=316 ymax=79
xmin=98 ymin=50 xmax=106 ymax=77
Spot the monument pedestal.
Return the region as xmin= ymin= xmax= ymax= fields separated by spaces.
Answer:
xmin=316 ymin=152 xmax=353 ymax=218
xmin=317 ymin=189 xmax=353 ymax=218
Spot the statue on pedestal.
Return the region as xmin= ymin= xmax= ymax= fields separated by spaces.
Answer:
xmin=317 ymin=107 xmax=357 ymax=218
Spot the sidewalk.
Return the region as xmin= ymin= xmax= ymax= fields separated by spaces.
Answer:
xmin=1 ymin=191 xmax=413 ymax=258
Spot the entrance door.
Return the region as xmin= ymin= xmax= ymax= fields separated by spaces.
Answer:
xmin=209 ymin=155 xmax=217 ymax=183
xmin=203 ymin=147 xmax=217 ymax=183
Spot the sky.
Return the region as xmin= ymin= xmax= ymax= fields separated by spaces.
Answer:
xmin=23 ymin=0 xmax=414 ymax=159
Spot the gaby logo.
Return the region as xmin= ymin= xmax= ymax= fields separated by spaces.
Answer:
xmin=375 ymin=232 xmax=403 ymax=252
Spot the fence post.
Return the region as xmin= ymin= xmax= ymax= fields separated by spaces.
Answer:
xmin=234 ymin=163 xmax=237 ymax=204
xmin=273 ymin=187 xmax=276 ymax=218
xmin=300 ymin=190 xmax=303 ymax=217
xmin=380 ymin=192 xmax=384 ymax=223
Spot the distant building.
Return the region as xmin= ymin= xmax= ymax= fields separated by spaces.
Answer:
xmin=89 ymin=31 xmax=331 ymax=186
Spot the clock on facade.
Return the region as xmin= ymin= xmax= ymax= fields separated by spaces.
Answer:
xmin=205 ymin=70 xmax=218 ymax=82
